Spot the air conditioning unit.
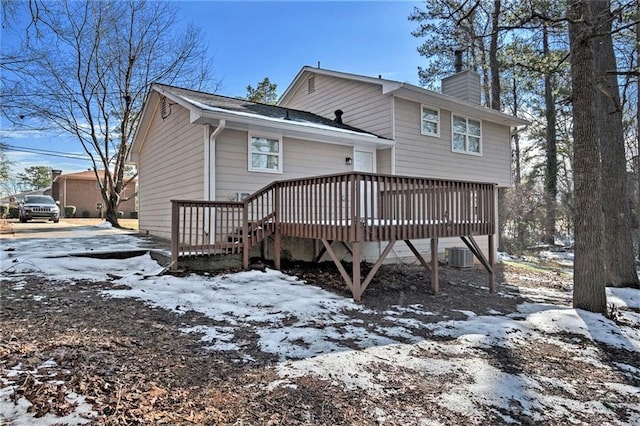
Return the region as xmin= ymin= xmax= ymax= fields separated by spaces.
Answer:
xmin=449 ymin=247 xmax=473 ymax=268
xmin=231 ymin=192 xmax=250 ymax=202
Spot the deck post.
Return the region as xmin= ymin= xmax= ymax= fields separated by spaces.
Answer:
xmin=242 ymin=202 xmax=249 ymax=269
xmin=274 ymin=185 xmax=281 ymax=270
xmin=488 ymin=234 xmax=496 ymax=293
xmin=171 ymin=201 xmax=179 ymax=271
xmin=352 ymin=241 xmax=362 ymax=302
xmin=431 ymin=238 xmax=439 ymax=293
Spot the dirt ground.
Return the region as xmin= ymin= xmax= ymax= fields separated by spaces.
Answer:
xmin=1 ymin=260 xmax=638 ymax=425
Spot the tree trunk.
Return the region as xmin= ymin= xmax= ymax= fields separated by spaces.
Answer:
xmin=590 ymin=0 xmax=639 ymax=288
xmin=568 ymin=0 xmax=607 ymax=313
xmin=636 ymin=0 xmax=640 ymax=263
xmin=490 ymin=0 xmax=501 ymax=111
xmin=543 ymin=22 xmax=558 ymax=246
xmin=490 ymin=0 xmax=505 ymax=251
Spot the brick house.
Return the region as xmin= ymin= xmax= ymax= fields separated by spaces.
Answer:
xmin=51 ymin=170 xmax=137 ymax=218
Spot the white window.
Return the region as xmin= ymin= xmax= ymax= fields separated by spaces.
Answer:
xmin=248 ymin=134 xmax=283 ymax=173
xmin=421 ymin=105 xmax=440 ymax=136
xmin=452 ymin=115 xmax=482 ymax=155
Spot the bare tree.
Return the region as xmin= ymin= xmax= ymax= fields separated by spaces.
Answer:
xmin=1 ymin=0 xmax=216 ymax=226
xmin=567 ymin=0 xmax=607 ymax=313
xmin=590 ymin=0 xmax=639 ymax=288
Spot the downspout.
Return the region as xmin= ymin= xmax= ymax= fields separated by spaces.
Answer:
xmin=391 ymin=96 xmax=396 ymax=175
xmin=204 ymin=120 xmax=226 ymax=201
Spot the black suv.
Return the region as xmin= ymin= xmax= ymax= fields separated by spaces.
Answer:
xmin=19 ymin=195 xmax=60 ymax=223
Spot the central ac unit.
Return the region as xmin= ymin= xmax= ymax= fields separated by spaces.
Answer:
xmin=449 ymin=247 xmax=473 ymax=268
xmin=231 ymin=192 xmax=250 ymax=202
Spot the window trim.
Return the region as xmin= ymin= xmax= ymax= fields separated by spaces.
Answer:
xmin=451 ymin=114 xmax=482 ymax=156
xmin=247 ymin=133 xmax=283 ymax=174
xmin=420 ymin=105 xmax=440 ymax=137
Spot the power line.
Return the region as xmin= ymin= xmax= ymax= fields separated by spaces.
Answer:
xmin=1 ymin=143 xmax=91 ymax=161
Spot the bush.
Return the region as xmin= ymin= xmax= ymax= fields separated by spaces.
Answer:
xmin=117 ymin=211 xmax=124 ymax=218
xmin=8 ymin=207 xmax=19 ymax=219
xmin=64 ymin=206 xmax=76 ymax=218
xmin=0 ymin=205 xmax=7 ymax=218
xmin=82 ymin=210 xmax=90 ymax=218
xmin=130 ymin=211 xmax=138 ymax=219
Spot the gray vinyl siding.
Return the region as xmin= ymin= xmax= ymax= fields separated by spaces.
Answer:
xmin=138 ymin=104 xmax=204 ymax=240
xmin=376 ymin=147 xmax=393 ymax=174
xmin=281 ymin=73 xmax=394 ymax=139
xmin=441 ymin=71 xmax=482 ymax=104
xmin=394 ymin=97 xmax=511 ymax=186
xmin=215 ymin=129 xmax=354 ymax=200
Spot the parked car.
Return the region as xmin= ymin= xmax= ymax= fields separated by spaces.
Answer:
xmin=19 ymin=195 xmax=60 ymax=223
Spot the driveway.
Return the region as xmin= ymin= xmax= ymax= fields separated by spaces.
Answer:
xmin=1 ymin=218 xmax=138 ymax=240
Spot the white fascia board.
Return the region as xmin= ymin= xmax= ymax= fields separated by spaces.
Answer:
xmin=151 ymin=83 xmax=202 ymax=113
xmin=389 ymin=85 xmax=530 ymax=127
xmin=129 ymin=90 xmax=162 ymax=162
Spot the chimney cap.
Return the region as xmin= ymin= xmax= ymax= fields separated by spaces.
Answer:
xmin=454 ymin=50 xmax=464 ymax=73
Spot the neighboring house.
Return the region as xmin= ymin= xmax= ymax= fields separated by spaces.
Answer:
xmin=51 ymin=170 xmax=137 ymax=218
xmin=129 ymin=65 xmax=527 ymax=300
xmin=2 ymin=188 xmax=52 ymax=206
xmin=1 ymin=188 xmax=51 ymax=217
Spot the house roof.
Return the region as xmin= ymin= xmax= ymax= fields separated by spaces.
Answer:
xmin=129 ymin=83 xmax=392 ymax=161
xmin=53 ymin=170 xmax=137 ymax=183
xmin=279 ymin=66 xmax=530 ymax=128
xmin=156 ymin=84 xmax=385 ymax=137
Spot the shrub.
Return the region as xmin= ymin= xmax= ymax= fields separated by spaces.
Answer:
xmin=64 ymin=206 xmax=76 ymax=218
xmin=130 ymin=211 xmax=138 ymax=219
xmin=8 ymin=207 xmax=19 ymax=219
xmin=0 ymin=205 xmax=7 ymax=218
xmin=117 ymin=211 xmax=124 ymax=218
xmin=82 ymin=210 xmax=90 ymax=218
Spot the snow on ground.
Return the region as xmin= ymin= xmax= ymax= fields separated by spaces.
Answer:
xmin=2 ymin=226 xmax=639 ymax=424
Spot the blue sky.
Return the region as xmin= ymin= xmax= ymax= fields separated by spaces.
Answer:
xmin=1 ymin=1 xmax=423 ymax=178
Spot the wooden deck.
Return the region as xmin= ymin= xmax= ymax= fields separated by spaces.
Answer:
xmin=171 ymin=172 xmax=497 ymax=301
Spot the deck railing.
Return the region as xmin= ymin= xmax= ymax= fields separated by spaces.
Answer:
xmin=171 ymin=172 xmax=496 ymax=268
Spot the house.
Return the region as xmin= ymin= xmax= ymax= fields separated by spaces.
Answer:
xmin=51 ymin=170 xmax=137 ymax=218
xmin=2 ymin=187 xmax=52 ymax=206
xmin=129 ymin=65 xmax=527 ymax=300
xmin=1 ymin=188 xmax=52 ymax=218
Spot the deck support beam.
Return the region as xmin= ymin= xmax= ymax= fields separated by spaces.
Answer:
xmin=460 ymin=235 xmax=496 ymax=293
xmin=321 ymin=239 xmax=398 ymax=302
xmin=273 ymin=230 xmax=281 ymax=270
xmin=359 ymin=240 xmax=396 ymax=297
xmin=315 ymin=240 xmax=352 ymax=263
xmin=352 ymin=242 xmax=361 ymax=301
xmin=488 ymin=234 xmax=496 ymax=293
xmin=405 ymin=239 xmax=439 ymax=293
xmin=431 ymin=238 xmax=439 ymax=293
xmin=321 ymin=239 xmax=355 ymax=294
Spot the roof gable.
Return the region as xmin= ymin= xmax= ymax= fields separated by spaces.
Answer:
xmin=279 ymin=66 xmax=529 ymax=128
xmin=54 ymin=170 xmax=137 ymax=182
xmin=153 ymin=83 xmax=385 ymax=138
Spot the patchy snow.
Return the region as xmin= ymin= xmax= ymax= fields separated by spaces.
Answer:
xmin=1 ymin=225 xmax=639 ymax=424
xmin=0 ymin=361 xmax=97 ymax=425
